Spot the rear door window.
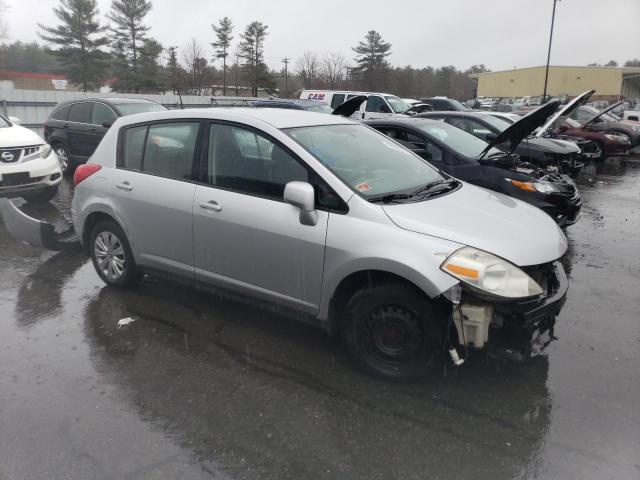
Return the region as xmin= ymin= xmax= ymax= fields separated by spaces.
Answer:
xmin=68 ymin=102 xmax=93 ymax=124
xmin=142 ymin=122 xmax=200 ymax=180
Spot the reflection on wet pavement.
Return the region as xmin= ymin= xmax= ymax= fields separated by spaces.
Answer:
xmin=1 ymin=161 xmax=639 ymax=479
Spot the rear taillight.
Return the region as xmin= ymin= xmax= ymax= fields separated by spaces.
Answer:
xmin=74 ymin=164 xmax=101 ymax=186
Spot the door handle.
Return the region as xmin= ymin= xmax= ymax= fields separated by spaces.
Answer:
xmin=199 ymin=200 xmax=222 ymax=212
xmin=63 ymin=124 xmax=69 ymax=129
xmin=116 ymin=181 xmax=133 ymax=191
xmin=361 ymin=112 xmax=365 ymax=119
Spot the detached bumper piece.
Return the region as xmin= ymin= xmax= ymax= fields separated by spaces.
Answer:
xmin=0 ymin=198 xmax=78 ymax=250
xmin=456 ymin=261 xmax=568 ymax=364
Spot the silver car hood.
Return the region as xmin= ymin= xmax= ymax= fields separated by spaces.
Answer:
xmin=536 ymin=90 xmax=594 ymax=137
xmin=382 ymin=183 xmax=567 ymax=267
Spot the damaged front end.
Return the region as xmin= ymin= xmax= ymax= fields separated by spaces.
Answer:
xmin=440 ymin=247 xmax=568 ymax=366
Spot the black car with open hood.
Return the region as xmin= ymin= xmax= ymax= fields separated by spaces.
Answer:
xmin=365 ymin=117 xmax=582 ymax=227
xmin=417 ymin=102 xmax=586 ymax=176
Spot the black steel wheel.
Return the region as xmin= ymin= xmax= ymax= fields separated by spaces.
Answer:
xmin=342 ymin=283 xmax=442 ymax=382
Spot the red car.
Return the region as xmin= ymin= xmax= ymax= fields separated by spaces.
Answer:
xmin=558 ymin=118 xmax=630 ymax=156
xmin=535 ymin=90 xmax=631 ymax=157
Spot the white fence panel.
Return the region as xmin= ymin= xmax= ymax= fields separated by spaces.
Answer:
xmin=0 ymin=87 xmax=260 ymax=137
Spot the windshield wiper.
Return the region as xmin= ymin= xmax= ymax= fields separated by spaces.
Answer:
xmin=410 ymin=178 xmax=459 ymax=197
xmin=367 ymin=193 xmax=413 ymax=204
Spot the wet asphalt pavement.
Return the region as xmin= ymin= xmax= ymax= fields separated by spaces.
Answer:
xmin=1 ymin=160 xmax=639 ymax=480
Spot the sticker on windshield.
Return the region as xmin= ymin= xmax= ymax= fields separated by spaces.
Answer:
xmin=355 ymin=182 xmax=371 ymax=192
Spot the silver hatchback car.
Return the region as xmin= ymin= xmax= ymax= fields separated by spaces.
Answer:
xmin=69 ymin=108 xmax=568 ymax=380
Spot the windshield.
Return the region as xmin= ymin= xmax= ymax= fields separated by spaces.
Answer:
xmin=284 ymin=124 xmax=444 ymax=198
xmin=386 ymin=96 xmax=413 ymax=113
xmin=449 ymin=99 xmax=469 ymax=111
xmin=305 ymin=103 xmax=334 ymax=113
xmin=480 ymin=115 xmax=512 ymax=131
xmin=116 ymin=103 xmax=167 ymax=116
xmin=416 ymin=121 xmax=503 ymax=158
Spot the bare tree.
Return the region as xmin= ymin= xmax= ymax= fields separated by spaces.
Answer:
xmin=322 ymin=53 xmax=346 ymax=90
xmin=181 ymin=37 xmax=208 ymax=94
xmin=0 ymin=0 xmax=9 ymax=41
xmin=296 ymin=51 xmax=321 ymax=89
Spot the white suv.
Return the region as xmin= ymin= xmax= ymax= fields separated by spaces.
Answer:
xmin=0 ymin=115 xmax=62 ymax=202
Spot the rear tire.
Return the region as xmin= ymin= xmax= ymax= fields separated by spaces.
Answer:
xmin=342 ymin=283 xmax=443 ymax=382
xmin=89 ymin=220 xmax=140 ymax=288
xmin=22 ymin=185 xmax=58 ymax=203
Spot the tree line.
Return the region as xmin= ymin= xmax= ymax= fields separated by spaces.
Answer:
xmin=0 ymin=0 xmax=638 ymax=99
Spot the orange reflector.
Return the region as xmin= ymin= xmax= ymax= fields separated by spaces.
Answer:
xmin=510 ymin=180 xmax=536 ymax=192
xmin=446 ymin=264 xmax=479 ymax=279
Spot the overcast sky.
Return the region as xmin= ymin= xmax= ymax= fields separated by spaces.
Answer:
xmin=5 ymin=0 xmax=640 ymax=72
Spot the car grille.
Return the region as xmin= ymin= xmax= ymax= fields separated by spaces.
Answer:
xmin=0 ymin=146 xmax=40 ymax=164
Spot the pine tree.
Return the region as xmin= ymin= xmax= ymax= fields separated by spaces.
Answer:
xmin=211 ymin=17 xmax=233 ymax=96
xmin=38 ymin=0 xmax=110 ymax=91
xmin=238 ymin=21 xmax=269 ymax=97
xmin=108 ymin=0 xmax=153 ymax=93
xmin=352 ymin=30 xmax=392 ymax=91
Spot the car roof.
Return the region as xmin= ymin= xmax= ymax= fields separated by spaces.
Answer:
xmin=253 ymin=99 xmax=320 ymax=107
xmin=114 ymin=107 xmax=354 ymax=129
xmin=56 ymin=97 xmax=159 ymax=106
xmin=364 ymin=117 xmax=446 ymax=128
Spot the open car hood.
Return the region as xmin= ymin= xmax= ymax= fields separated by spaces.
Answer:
xmin=404 ymin=103 xmax=434 ymax=115
xmin=332 ymin=95 xmax=367 ymax=117
xmin=479 ymin=100 xmax=560 ymax=158
xmin=582 ymin=100 xmax=625 ymax=126
xmin=535 ymin=90 xmax=595 ymax=136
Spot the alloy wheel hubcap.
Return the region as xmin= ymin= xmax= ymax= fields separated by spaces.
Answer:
xmin=94 ymin=231 xmax=126 ymax=281
xmin=56 ymin=147 xmax=68 ymax=171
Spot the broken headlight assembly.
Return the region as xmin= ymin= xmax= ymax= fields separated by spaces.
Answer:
xmin=505 ymin=178 xmax=558 ymax=193
xmin=22 ymin=144 xmax=52 ymax=162
xmin=441 ymin=246 xmax=543 ymax=299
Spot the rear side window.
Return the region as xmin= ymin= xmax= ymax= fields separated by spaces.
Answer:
xmin=330 ymin=94 xmax=345 ymax=108
xmin=123 ymin=126 xmax=147 ymax=170
xmin=92 ymin=103 xmax=117 ymax=125
xmin=142 ymin=122 xmax=200 ymax=180
xmin=68 ymin=102 xmax=93 ymax=123
xmin=51 ymin=105 xmax=70 ymax=121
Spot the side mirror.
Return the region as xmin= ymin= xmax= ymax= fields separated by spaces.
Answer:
xmin=379 ymin=104 xmax=391 ymax=113
xmin=284 ymin=181 xmax=318 ymax=226
xmin=102 ymin=121 xmax=113 ymax=128
xmin=558 ymin=124 xmax=568 ymax=131
xmin=485 ymin=133 xmax=497 ymax=141
xmin=8 ymin=116 xmax=21 ymax=125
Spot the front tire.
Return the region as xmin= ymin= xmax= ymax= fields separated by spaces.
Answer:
xmin=22 ymin=185 xmax=58 ymax=203
xmin=342 ymin=283 xmax=443 ymax=382
xmin=89 ymin=220 xmax=140 ymax=288
xmin=52 ymin=143 xmax=73 ymax=175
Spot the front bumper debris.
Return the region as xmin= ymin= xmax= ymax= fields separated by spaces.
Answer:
xmin=0 ymin=198 xmax=77 ymax=250
xmin=454 ymin=261 xmax=568 ymax=364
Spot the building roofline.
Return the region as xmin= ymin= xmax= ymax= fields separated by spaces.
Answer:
xmin=472 ymin=65 xmax=640 ymax=76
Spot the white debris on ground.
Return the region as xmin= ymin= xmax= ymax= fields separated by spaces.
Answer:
xmin=117 ymin=317 xmax=136 ymax=329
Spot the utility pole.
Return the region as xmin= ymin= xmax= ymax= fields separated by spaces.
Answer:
xmin=282 ymin=57 xmax=290 ymax=98
xmin=234 ymin=53 xmax=239 ymax=96
xmin=542 ymin=0 xmax=559 ymax=103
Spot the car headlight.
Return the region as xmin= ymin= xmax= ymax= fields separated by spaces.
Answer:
xmin=505 ymin=178 xmax=558 ymax=193
xmin=604 ymin=134 xmax=627 ymax=142
xmin=441 ymin=246 xmax=543 ymax=299
xmin=22 ymin=144 xmax=52 ymax=162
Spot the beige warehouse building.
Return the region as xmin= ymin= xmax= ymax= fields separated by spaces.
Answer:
xmin=472 ymin=66 xmax=640 ymax=101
